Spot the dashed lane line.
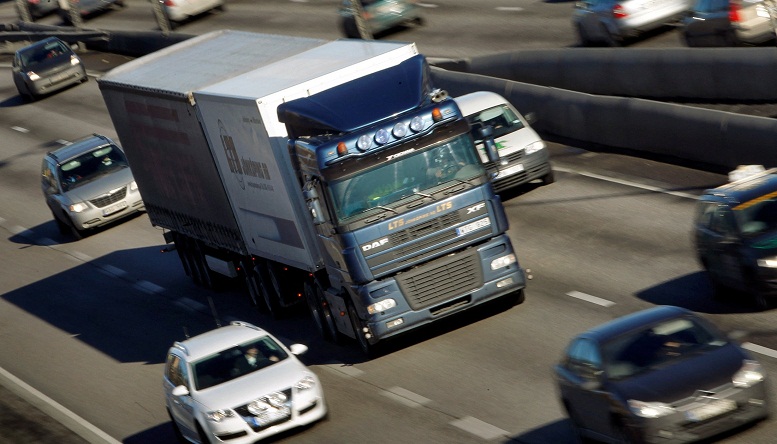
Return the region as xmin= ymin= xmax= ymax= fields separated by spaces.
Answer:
xmin=567 ymin=290 xmax=616 ymax=307
xmin=381 ymin=386 xmax=431 ymax=408
xmin=451 ymin=416 xmax=509 ymax=441
xmin=553 ymin=166 xmax=699 ymax=200
xmin=742 ymin=342 xmax=777 ymax=360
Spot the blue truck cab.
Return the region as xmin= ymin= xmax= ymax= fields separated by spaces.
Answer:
xmin=279 ymin=55 xmax=526 ymax=353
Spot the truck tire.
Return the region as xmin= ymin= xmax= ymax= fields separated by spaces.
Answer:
xmin=172 ymin=233 xmax=192 ymax=278
xmin=304 ymin=280 xmax=339 ymax=343
xmin=244 ymin=264 xmax=263 ymax=308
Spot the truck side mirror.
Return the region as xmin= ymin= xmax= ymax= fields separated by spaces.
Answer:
xmin=479 ymin=125 xmax=499 ymax=163
xmin=303 ymin=185 xmax=326 ymax=225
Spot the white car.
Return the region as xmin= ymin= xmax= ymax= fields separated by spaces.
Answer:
xmin=163 ymin=321 xmax=327 ymax=444
xmin=160 ymin=0 xmax=225 ymax=23
xmin=455 ymin=91 xmax=553 ymax=193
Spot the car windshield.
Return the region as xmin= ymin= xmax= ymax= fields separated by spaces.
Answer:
xmin=328 ymin=133 xmax=484 ymax=222
xmin=602 ymin=317 xmax=728 ymax=380
xmin=466 ymin=104 xmax=525 ymax=144
xmin=59 ymin=144 xmax=129 ymax=191
xmin=20 ymin=40 xmax=70 ymax=68
xmin=191 ymin=336 xmax=289 ymax=391
xmin=734 ymin=195 xmax=777 ymax=238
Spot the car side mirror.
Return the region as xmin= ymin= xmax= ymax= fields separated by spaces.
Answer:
xmin=172 ymin=385 xmax=190 ymax=397
xmin=289 ymin=343 xmax=308 ymax=356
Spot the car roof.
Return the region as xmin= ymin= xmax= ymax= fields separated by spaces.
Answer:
xmin=578 ymin=305 xmax=693 ymax=343
xmin=173 ymin=321 xmax=271 ymax=361
xmin=454 ymin=91 xmax=511 ymax=116
xmin=702 ymin=168 xmax=777 ymax=206
xmin=47 ymin=134 xmax=114 ymax=165
xmin=17 ymin=36 xmax=65 ymax=54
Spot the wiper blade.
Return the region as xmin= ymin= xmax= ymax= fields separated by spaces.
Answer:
xmin=374 ymin=205 xmax=398 ymax=214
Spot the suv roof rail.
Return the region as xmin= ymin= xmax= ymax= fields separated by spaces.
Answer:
xmin=230 ymin=320 xmax=262 ymax=331
xmin=173 ymin=341 xmax=189 ymax=356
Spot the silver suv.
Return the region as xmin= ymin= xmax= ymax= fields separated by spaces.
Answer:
xmin=41 ymin=134 xmax=144 ymax=239
xmin=163 ymin=321 xmax=327 ymax=444
xmin=573 ymin=0 xmax=693 ymax=45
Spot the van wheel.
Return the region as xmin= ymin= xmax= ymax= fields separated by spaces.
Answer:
xmin=541 ymin=169 xmax=555 ymax=185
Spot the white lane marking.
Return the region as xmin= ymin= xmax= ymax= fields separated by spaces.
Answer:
xmin=496 ymin=6 xmax=524 ymax=11
xmin=381 ymin=386 xmax=431 ymax=407
xmin=133 ymin=280 xmax=164 ymax=294
xmin=553 ymin=166 xmax=699 ymax=200
xmin=9 ymin=226 xmax=31 ymax=236
xmin=70 ymin=251 xmax=93 ymax=262
xmin=567 ymin=291 xmax=615 ymax=307
xmin=56 ymin=139 xmax=72 ymax=145
xmin=0 ymin=366 xmax=121 ymax=444
xmin=418 ymin=2 xmax=438 ymax=7
xmin=11 ymin=126 xmax=29 ymax=133
xmin=450 ymin=416 xmax=508 ymax=440
xmin=98 ymin=264 xmax=127 ymax=278
xmin=742 ymin=342 xmax=777 ymax=360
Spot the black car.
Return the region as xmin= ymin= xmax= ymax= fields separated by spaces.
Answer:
xmin=11 ymin=37 xmax=87 ymax=101
xmin=694 ymin=165 xmax=777 ymax=309
xmin=555 ymin=306 xmax=769 ymax=443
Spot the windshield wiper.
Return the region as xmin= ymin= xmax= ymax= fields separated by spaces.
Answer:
xmin=374 ymin=205 xmax=398 ymax=214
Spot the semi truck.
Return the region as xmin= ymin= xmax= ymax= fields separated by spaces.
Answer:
xmin=98 ymin=30 xmax=526 ymax=354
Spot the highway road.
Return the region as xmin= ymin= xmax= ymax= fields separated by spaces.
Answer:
xmin=1 ymin=1 xmax=776 ymax=444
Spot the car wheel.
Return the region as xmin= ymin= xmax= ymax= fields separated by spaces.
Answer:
xmin=196 ymin=422 xmax=212 ymax=444
xmin=53 ymin=211 xmax=70 ymax=235
xmin=612 ymin=417 xmax=642 ymax=444
xmin=63 ymin=215 xmax=84 ymax=240
xmin=601 ymin=26 xmax=623 ymax=47
xmin=564 ymin=403 xmax=591 ymax=444
xmin=166 ymin=409 xmax=186 ymax=443
xmin=541 ymin=169 xmax=555 ymax=185
xmin=576 ymin=23 xmax=593 ymax=47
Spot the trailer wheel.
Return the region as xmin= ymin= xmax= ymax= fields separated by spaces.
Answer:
xmin=244 ymin=264 xmax=264 ymax=309
xmin=172 ymin=233 xmax=192 ymax=278
xmin=257 ymin=262 xmax=283 ymax=318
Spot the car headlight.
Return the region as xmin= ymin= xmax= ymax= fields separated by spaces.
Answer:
xmin=69 ymin=202 xmax=88 ymax=213
xmin=628 ymin=400 xmax=675 ymax=418
xmin=757 ymin=257 xmax=777 ymax=268
xmin=524 ymin=141 xmax=546 ymax=155
xmin=130 ymin=181 xmax=139 ymax=192
xmin=733 ymin=360 xmax=764 ymax=388
xmin=70 ymin=55 xmax=81 ymax=66
xmin=295 ymin=375 xmax=316 ymax=390
xmin=206 ymin=409 xmax=235 ymax=422
xmin=27 ymin=71 xmax=40 ymax=81
xmin=491 ymin=253 xmax=516 ymax=270
xmin=367 ymin=298 xmax=396 ymax=314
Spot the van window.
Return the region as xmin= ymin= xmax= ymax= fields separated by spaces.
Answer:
xmin=466 ymin=105 xmax=525 ymax=143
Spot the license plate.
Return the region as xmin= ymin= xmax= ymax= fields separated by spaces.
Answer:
xmin=685 ymin=399 xmax=737 ymax=422
xmin=102 ymin=201 xmax=128 ymax=216
xmin=495 ymin=163 xmax=524 ymax=178
xmin=456 ymin=217 xmax=491 ymax=236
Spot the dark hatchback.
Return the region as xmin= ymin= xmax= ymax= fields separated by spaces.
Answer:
xmin=555 ymin=306 xmax=769 ymax=443
xmin=11 ymin=36 xmax=87 ymax=101
xmin=694 ymin=166 xmax=777 ymax=309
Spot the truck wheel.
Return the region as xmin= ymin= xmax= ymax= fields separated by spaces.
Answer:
xmin=172 ymin=233 xmax=192 ymax=278
xmin=304 ymin=282 xmax=327 ymax=339
xmin=304 ymin=281 xmax=340 ymax=342
xmin=257 ymin=262 xmax=283 ymax=318
xmin=245 ymin=266 xmax=263 ymax=309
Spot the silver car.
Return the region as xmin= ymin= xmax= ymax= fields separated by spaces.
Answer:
xmin=11 ymin=37 xmax=87 ymax=101
xmin=41 ymin=134 xmax=144 ymax=239
xmin=573 ymin=0 xmax=693 ymax=45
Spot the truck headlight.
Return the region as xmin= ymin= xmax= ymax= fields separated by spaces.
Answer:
xmin=368 ymin=298 xmax=396 ymax=314
xmin=757 ymin=257 xmax=777 ymax=268
xmin=69 ymin=202 xmax=88 ymax=213
xmin=524 ymin=141 xmax=546 ymax=155
xmin=490 ymin=254 xmax=516 ymax=270
xmin=628 ymin=400 xmax=675 ymax=418
xmin=206 ymin=409 xmax=235 ymax=422
xmin=733 ymin=360 xmax=764 ymax=388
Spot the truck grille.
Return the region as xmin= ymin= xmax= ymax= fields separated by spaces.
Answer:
xmin=89 ymin=187 xmax=127 ymax=208
xmin=396 ymin=250 xmax=482 ymax=311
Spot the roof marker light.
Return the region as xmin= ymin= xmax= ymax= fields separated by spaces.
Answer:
xmin=432 ymin=108 xmax=443 ymax=122
xmin=410 ymin=116 xmax=424 ymax=132
xmin=374 ymin=129 xmax=390 ymax=145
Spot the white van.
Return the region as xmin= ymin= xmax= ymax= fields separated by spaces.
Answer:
xmin=455 ymin=91 xmax=553 ymax=193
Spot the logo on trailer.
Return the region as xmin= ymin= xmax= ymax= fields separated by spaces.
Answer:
xmin=219 ymin=119 xmax=245 ymax=190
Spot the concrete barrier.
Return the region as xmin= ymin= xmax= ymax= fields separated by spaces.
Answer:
xmin=432 ymin=67 xmax=777 ymax=171
xmin=434 ymin=48 xmax=777 ymax=102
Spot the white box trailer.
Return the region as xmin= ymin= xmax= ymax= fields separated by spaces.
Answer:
xmin=99 ymin=30 xmax=418 ymax=271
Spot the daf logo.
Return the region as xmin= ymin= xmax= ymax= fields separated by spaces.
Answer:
xmin=467 ymin=203 xmax=486 ymax=214
xmin=362 ymin=238 xmax=389 ymax=252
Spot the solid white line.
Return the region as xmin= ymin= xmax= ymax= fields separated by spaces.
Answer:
xmin=567 ymin=291 xmax=615 ymax=307
xmin=450 ymin=416 xmax=508 ymax=440
xmin=417 ymin=3 xmax=439 ymax=7
xmin=553 ymin=166 xmax=699 ymax=200
xmin=0 ymin=366 xmax=121 ymax=444
xmin=742 ymin=342 xmax=777 ymax=360
xmin=496 ymin=6 xmax=524 ymax=11
xmin=11 ymin=126 xmax=29 ymax=133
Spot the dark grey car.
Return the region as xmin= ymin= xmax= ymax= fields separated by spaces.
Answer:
xmin=11 ymin=37 xmax=87 ymax=101
xmin=555 ymin=306 xmax=769 ymax=443
xmin=680 ymin=0 xmax=774 ymax=46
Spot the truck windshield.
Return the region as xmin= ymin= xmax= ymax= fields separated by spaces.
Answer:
xmin=734 ymin=194 xmax=777 ymax=238
xmin=329 ymin=134 xmax=483 ymax=222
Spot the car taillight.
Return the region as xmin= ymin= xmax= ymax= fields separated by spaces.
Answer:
xmin=729 ymin=2 xmax=740 ymax=22
xmin=613 ymin=4 xmax=627 ymax=18
xmin=164 ymin=0 xmax=175 ymax=6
